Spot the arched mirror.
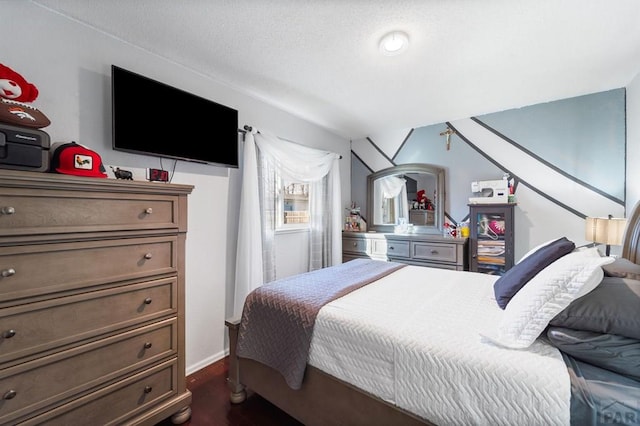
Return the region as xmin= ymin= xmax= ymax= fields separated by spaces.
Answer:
xmin=367 ymin=163 xmax=445 ymax=234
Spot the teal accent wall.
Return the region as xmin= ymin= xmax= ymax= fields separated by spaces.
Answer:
xmin=478 ymin=88 xmax=625 ymax=200
xmin=353 ymin=88 xmax=627 ymax=227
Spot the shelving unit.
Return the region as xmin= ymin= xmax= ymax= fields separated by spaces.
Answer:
xmin=469 ymin=203 xmax=515 ymax=275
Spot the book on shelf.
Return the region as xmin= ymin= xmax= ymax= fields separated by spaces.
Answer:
xmin=478 ymin=256 xmax=506 ymax=265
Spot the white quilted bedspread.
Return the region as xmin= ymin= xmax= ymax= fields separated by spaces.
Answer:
xmin=308 ymin=265 xmax=570 ymax=426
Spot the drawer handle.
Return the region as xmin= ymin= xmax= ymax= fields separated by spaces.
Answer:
xmin=389 ymin=246 xmax=394 ymax=250
xmin=430 ymin=250 xmax=439 ymax=254
xmin=3 ymin=330 xmax=16 ymax=339
xmin=3 ymin=390 xmax=16 ymax=400
xmin=144 ymin=208 xmax=153 ymax=215
xmin=1 ymin=206 xmax=15 ymax=215
xmin=1 ymin=268 xmax=16 ymax=278
xmin=144 ymin=253 xmax=153 ymax=260
xmin=144 ymin=386 xmax=153 ymax=394
xmin=144 ymin=297 xmax=153 ymax=305
xmin=143 ymin=342 xmax=153 ymax=349
xmin=352 ymin=242 xmax=357 ymax=247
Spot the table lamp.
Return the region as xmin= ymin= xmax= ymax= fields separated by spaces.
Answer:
xmin=585 ymin=215 xmax=627 ymax=256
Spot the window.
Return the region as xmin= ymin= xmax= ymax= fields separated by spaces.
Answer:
xmin=279 ymin=179 xmax=309 ymax=227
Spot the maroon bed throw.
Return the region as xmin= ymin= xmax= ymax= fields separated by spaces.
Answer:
xmin=236 ymin=258 xmax=406 ymax=390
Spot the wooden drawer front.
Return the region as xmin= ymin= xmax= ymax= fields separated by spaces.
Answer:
xmin=18 ymin=359 xmax=178 ymax=426
xmin=0 ymin=320 xmax=177 ymax=425
xmin=0 ymin=236 xmax=177 ymax=302
xmin=342 ymin=236 xmax=368 ymax=255
xmin=0 ymin=278 xmax=176 ymax=365
xmin=0 ymin=190 xmax=179 ymax=236
xmin=373 ymin=239 xmax=410 ymax=258
xmin=412 ymin=242 xmax=458 ymax=263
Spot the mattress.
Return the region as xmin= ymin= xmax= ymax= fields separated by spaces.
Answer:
xmin=308 ymin=265 xmax=571 ymax=425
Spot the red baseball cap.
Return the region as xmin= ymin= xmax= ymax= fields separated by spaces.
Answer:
xmin=50 ymin=142 xmax=107 ymax=178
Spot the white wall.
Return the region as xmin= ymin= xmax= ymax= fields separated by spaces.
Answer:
xmin=2 ymin=2 xmax=351 ymax=374
xmin=627 ymin=73 xmax=640 ymax=211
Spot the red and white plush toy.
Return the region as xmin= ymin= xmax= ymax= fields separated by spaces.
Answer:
xmin=0 ymin=63 xmax=39 ymax=102
xmin=0 ymin=63 xmax=50 ymax=128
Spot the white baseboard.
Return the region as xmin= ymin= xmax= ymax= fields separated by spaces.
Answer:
xmin=186 ymin=348 xmax=229 ymax=376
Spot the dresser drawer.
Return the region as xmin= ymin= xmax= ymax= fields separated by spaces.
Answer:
xmin=0 ymin=189 xmax=180 ymax=237
xmin=17 ymin=359 xmax=178 ymax=426
xmin=0 ymin=236 xmax=177 ymax=302
xmin=0 ymin=278 xmax=176 ymax=365
xmin=372 ymin=239 xmax=410 ymax=258
xmin=411 ymin=242 xmax=458 ymax=263
xmin=18 ymin=359 xmax=179 ymax=426
xmin=0 ymin=319 xmax=177 ymax=424
xmin=0 ymin=320 xmax=177 ymax=425
xmin=342 ymin=236 xmax=368 ymax=255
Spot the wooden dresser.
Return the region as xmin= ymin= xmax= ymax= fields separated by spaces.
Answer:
xmin=342 ymin=232 xmax=468 ymax=270
xmin=0 ymin=170 xmax=193 ymax=425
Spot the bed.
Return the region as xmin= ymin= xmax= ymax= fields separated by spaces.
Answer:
xmin=226 ymin=204 xmax=640 ymax=426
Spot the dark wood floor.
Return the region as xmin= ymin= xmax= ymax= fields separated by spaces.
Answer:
xmin=155 ymin=357 xmax=303 ymax=426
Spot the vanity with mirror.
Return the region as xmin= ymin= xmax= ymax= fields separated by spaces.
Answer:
xmin=343 ymin=163 xmax=468 ymax=270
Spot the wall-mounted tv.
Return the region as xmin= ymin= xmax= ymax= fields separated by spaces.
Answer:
xmin=111 ymin=65 xmax=239 ymax=168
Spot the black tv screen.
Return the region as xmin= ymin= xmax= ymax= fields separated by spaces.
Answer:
xmin=111 ymin=65 xmax=239 ymax=168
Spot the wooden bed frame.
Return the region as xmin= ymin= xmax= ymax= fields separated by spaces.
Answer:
xmin=225 ymin=201 xmax=640 ymax=426
xmin=225 ymin=318 xmax=430 ymax=426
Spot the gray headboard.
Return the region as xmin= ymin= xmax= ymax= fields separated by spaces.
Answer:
xmin=621 ymin=201 xmax=640 ymax=264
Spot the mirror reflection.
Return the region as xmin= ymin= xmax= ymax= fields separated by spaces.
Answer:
xmin=367 ymin=164 xmax=445 ymax=234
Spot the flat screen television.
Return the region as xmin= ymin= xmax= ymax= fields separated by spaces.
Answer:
xmin=111 ymin=65 xmax=239 ymax=168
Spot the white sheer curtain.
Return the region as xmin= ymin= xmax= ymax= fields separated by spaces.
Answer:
xmin=233 ymin=128 xmax=341 ymax=317
xmin=373 ymin=175 xmax=409 ymax=225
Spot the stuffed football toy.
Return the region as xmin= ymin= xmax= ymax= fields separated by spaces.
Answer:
xmin=0 ymin=63 xmax=50 ymax=128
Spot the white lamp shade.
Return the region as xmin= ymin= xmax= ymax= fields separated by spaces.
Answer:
xmin=585 ymin=216 xmax=627 ymax=245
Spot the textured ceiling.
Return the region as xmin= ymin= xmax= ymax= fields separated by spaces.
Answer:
xmin=33 ymin=0 xmax=640 ymax=139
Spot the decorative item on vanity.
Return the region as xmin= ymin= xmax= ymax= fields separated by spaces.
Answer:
xmin=415 ymin=189 xmax=434 ymax=210
xmin=443 ymin=222 xmax=457 ymax=237
xmin=459 ymin=221 xmax=470 ymax=238
xmin=345 ymin=202 xmax=366 ymax=232
xmin=585 ymin=215 xmax=627 ymax=256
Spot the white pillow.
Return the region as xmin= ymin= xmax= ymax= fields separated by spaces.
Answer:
xmin=482 ymin=247 xmax=614 ymax=349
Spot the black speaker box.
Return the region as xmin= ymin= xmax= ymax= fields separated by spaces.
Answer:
xmin=0 ymin=123 xmax=50 ymax=172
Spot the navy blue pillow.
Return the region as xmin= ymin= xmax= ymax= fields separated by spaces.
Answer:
xmin=493 ymin=237 xmax=575 ymax=309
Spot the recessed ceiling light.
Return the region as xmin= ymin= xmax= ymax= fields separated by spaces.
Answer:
xmin=379 ymin=31 xmax=409 ymax=56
